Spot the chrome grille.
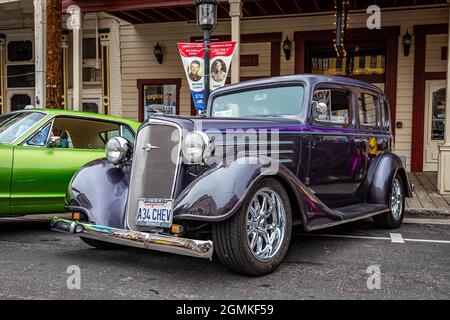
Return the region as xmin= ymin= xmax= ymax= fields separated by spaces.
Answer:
xmin=127 ymin=121 xmax=182 ymax=231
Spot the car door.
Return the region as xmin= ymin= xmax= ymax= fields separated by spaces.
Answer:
xmin=0 ymin=143 xmax=14 ymax=215
xmin=10 ymin=116 xmax=125 ymax=214
xmin=307 ymin=85 xmax=362 ymax=207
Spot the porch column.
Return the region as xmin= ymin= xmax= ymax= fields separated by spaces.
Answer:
xmin=438 ymin=2 xmax=450 ymax=194
xmin=99 ymin=29 xmax=110 ymax=115
xmin=34 ymin=0 xmax=46 ymax=107
xmin=0 ymin=35 xmax=5 ymax=114
xmin=229 ymin=0 xmax=241 ymax=84
xmin=68 ymin=7 xmax=83 ymax=111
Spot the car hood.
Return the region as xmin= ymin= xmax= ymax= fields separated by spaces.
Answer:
xmin=144 ymin=115 xmax=306 ymax=133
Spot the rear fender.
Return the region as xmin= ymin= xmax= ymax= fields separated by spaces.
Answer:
xmin=66 ymin=159 xmax=130 ymax=229
xmin=367 ymin=152 xmax=412 ymax=206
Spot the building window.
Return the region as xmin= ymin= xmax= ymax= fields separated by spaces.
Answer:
xmin=10 ymin=94 xmax=31 ymax=111
xmin=7 ymin=40 xmax=33 ymax=62
xmin=7 ymin=65 xmax=35 ymax=88
xmin=431 ymin=88 xmax=446 ymax=140
xmin=138 ymin=79 xmax=181 ymax=121
xmin=83 ymin=38 xmax=100 ymax=60
xmin=82 ymin=67 xmax=102 ymax=83
xmin=143 ymin=85 xmax=177 ymax=117
xmin=308 ymin=43 xmax=386 ymax=77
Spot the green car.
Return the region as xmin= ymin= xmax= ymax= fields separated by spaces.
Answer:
xmin=0 ymin=109 xmax=140 ymax=217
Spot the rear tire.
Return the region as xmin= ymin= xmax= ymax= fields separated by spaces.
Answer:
xmin=373 ymin=174 xmax=405 ymax=229
xmin=212 ymin=178 xmax=292 ymax=276
xmin=80 ymin=237 xmax=120 ymax=250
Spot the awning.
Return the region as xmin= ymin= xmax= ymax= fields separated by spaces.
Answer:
xmin=62 ymin=0 xmax=448 ymax=24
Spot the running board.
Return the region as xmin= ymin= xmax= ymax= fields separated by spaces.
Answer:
xmin=309 ymin=203 xmax=389 ymax=231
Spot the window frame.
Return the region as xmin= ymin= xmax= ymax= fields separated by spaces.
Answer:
xmin=310 ymin=83 xmax=356 ymax=129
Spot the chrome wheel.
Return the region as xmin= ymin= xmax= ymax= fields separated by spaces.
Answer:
xmin=390 ymin=178 xmax=403 ymax=220
xmin=246 ymin=188 xmax=286 ymax=261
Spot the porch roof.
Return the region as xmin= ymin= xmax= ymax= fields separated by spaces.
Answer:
xmin=62 ymin=0 xmax=448 ymax=24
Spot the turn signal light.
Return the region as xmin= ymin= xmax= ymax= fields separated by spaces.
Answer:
xmin=171 ymin=224 xmax=184 ymax=235
xmin=73 ymin=212 xmax=81 ymax=221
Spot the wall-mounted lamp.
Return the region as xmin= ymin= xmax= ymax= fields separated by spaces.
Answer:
xmin=402 ymin=30 xmax=412 ymax=57
xmin=283 ymin=36 xmax=292 ymax=61
xmin=154 ymin=42 xmax=163 ymax=64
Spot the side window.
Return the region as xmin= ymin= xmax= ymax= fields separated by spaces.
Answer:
xmin=358 ymin=92 xmax=378 ymax=127
xmin=27 ymin=123 xmax=51 ymax=146
xmin=312 ymin=88 xmax=352 ymax=125
xmin=121 ymin=125 xmax=135 ymax=144
xmin=50 ymin=117 xmax=121 ymax=150
xmin=381 ymin=98 xmax=391 ymax=130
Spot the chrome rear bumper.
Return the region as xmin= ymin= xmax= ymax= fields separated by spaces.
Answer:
xmin=51 ymin=217 xmax=213 ymax=259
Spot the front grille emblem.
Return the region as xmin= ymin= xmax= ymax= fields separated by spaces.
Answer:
xmin=143 ymin=143 xmax=159 ymax=152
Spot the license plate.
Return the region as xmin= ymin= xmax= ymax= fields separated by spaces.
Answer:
xmin=136 ymin=198 xmax=173 ymax=228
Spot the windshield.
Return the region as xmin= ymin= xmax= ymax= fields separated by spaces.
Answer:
xmin=0 ymin=112 xmax=46 ymax=144
xmin=211 ymin=85 xmax=304 ymax=118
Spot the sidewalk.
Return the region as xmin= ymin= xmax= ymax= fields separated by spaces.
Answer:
xmin=407 ymin=172 xmax=450 ymax=216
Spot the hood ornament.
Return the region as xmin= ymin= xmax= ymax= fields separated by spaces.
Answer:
xmin=143 ymin=143 xmax=159 ymax=152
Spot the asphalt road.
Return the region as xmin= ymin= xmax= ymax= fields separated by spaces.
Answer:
xmin=0 ymin=214 xmax=449 ymax=300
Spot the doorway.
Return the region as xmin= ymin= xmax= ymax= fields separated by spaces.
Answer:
xmin=424 ymin=80 xmax=446 ymax=171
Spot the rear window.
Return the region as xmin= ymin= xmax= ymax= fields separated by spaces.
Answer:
xmin=211 ymin=86 xmax=304 ymax=118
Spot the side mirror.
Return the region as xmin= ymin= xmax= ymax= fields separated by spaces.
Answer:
xmin=46 ymin=136 xmax=60 ymax=148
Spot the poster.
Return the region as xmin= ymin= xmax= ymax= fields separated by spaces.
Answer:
xmin=178 ymin=42 xmax=236 ymax=111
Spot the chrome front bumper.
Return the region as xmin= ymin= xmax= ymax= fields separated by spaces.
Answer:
xmin=51 ymin=217 xmax=213 ymax=259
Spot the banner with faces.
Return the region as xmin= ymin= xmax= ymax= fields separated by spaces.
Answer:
xmin=178 ymin=42 xmax=236 ymax=111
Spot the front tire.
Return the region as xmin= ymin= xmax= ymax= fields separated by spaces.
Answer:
xmin=212 ymin=178 xmax=292 ymax=276
xmin=373 ymin=174 xmax=405 ymax=229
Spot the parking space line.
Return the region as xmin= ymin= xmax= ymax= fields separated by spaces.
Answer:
xmin=390 ymin=233 xmax=405 ymax=243
xmin=293 ymin=233 xmax=450 ymax=244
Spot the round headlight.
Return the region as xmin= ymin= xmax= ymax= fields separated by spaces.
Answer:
xmin=182 ymin=131 xmax=214 ymax=164
xmin=106 ymin=137 xmax=130 ymax=165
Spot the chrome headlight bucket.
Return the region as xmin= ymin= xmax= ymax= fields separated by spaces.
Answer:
xmin=182 ymin=131 xmax=214 ymax=164
xmin=106 ymin=136 xmax=131 ymax=166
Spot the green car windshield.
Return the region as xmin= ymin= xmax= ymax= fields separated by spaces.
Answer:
xmin=0 ymin=112 xmax=46 ymax=144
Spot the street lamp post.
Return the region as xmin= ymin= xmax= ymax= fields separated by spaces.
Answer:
xmin=194 ymin=0 xmax=218 ymax=114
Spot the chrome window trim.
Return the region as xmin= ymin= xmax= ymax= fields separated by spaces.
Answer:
xmin=125 ymin=118 xmax=183 ymax=231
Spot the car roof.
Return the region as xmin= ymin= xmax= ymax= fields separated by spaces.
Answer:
xmin=212 ymin=74 xmax=384 ymax=95
xmin=10 ymin=108 xmax=141 ymax=129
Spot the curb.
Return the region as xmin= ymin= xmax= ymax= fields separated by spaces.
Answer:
xmin=406 ymin=208 xmax=450 ymax=218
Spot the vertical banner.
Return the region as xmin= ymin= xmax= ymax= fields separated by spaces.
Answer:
xmin=178 ymin=42 xmax=236 ymax=111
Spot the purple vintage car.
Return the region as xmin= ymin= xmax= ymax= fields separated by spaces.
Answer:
xmin=52 ymin=75 xmax=413 ymax=275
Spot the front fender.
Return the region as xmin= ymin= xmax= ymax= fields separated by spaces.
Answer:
xmin=66 ymin=158 xmax=130 ymax=229
xmin=367 ymin=152 xmax=413 ymax=206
